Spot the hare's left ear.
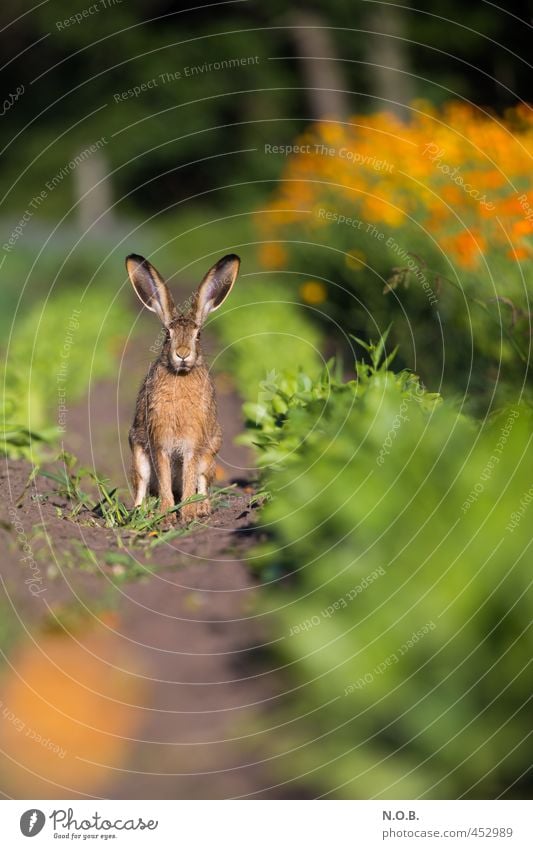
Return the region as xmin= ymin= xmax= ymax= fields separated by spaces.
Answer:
xmin=195 ymin=254 xmax=240 ymax=325
xmin=125 ymin=253 xmax=176 ymax=327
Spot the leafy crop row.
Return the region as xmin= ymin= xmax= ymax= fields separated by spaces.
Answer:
xmin=243 ymin=339 xmax=532 ymax=798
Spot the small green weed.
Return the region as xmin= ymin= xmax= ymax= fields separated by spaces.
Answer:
xmin=35 ymin=451 xmax=239 ymax=540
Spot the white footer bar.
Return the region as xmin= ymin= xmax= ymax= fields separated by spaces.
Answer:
xmin=1 ymin=800 xmax=529 ymax=848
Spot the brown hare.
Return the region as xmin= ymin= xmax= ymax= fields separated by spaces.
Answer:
xmin=125 ymin=252 xmax=240 ymax=524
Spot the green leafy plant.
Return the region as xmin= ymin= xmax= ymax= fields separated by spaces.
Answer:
xmin=0 ymin=422 xmax=57 ymax=460
xmin=238 ymin=328 xmax=531 ymax=798
xmin=240 ymin=329 xmax=441 ymax=470
xmin=1 ymin=287 xmax=131 ymax=459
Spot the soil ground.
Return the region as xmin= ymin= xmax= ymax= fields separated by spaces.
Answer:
xmin=0 ymin=319 xmax=303 ymax=800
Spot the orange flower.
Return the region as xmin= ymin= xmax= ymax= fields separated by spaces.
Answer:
xmin=259 ymin=243 xmax=288 ymax=269
xmin=507 ymin=246 xmax=530 ymax=261
xmin=444 ymin=230 xmax=487 ymax=269
xmin=300 ymin=280 xmax=327 ymax=304
xmin=512 ymin=218 xmax=533 ymax=237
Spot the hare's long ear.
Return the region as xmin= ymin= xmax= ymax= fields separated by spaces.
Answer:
xmin=195 ymin=254 xmax=240 ymax=325
xmin=126 ymin=254 xmax=176 ymax=327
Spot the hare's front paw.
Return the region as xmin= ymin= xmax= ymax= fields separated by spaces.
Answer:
xmin=180 ymin=499 xmax=210 ymax=524
xmin=159 ymin=500 xmax=177 ymax=529
xmin=160 ymin=515 xmax=176 ymax=530
xmin=180 ymin=503 xmax=198 ymax=524
xmin=195 ymin=497 xmax=211 ymax=519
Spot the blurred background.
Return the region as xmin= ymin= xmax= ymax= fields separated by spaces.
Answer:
xmin=1 ymin=0 xmax=532 ymax=409
xmin=0 ymin=0 xmax=531 ymax=801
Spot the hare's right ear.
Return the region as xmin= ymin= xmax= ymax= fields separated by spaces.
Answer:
xmin=126 ymin=254 xmax=176 ymax=327
xmin=195 ymin=254 xmax=240 ymax=325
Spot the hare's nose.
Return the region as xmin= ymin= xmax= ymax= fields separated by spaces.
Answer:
xmin=176 ymin=346 xmax=191 ymax=359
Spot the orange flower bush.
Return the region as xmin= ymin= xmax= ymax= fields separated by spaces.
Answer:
xmin=258 ymin=102 xmax=533 ymax=401
xmin=261 ymin=102 xmax=533 ymax=269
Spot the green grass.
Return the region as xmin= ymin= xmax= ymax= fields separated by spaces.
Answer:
xmin=35 ymin=451 xmax=240 ymax=542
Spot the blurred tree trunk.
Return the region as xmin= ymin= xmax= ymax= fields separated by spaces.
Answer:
xmin=364 ymin=3 xmax=414 ymax=120
xmin=289 ymin=11 xmax=348 ymax=121
xmin=73 ymin=149 xmax=114 ymax=234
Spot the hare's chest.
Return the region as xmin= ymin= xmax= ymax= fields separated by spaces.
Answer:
xmin=147 ymin=373 xmax=211 ymax=451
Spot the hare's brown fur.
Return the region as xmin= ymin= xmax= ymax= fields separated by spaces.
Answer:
xmin=126 ymin=253 xmax=240 ymax=523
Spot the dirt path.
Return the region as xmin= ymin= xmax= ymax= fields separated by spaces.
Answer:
xmin=0 ymin=318 xmax=300 ymax=800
